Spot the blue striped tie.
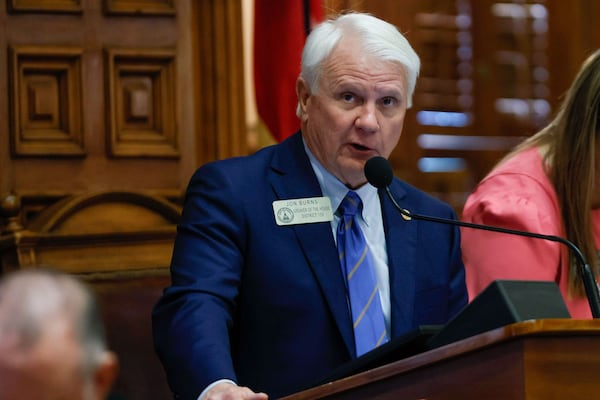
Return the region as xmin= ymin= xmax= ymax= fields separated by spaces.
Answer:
xmin=337 ymin=191 xmax=388 ymax=357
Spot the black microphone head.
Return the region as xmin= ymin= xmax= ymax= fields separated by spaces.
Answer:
xmin=365 ymin=156 xmax=394 ymax=189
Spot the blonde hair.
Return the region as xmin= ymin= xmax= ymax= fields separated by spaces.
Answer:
xmin=503 ymin=49 xmax=600 ymax=296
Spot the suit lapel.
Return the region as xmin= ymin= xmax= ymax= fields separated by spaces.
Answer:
xmin=380 ymin=182 xmax=418 ymax=337
xmin=268 ymin=133 xmax=354 ymax=356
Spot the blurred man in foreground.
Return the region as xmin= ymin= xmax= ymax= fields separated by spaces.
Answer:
xmin=0 ymin=268 xmax=119 ymax=400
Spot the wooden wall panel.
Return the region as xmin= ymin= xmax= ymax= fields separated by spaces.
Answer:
xmin=0 ymin=4 xmax=191 ymax=209
xmin=194 ymin=0 xmax=248 ymax=162
xmin=105 ymin=47 xmax=178 ymax=158
xmin=9 ymin=45 xmax=85 ymax=156
xmin=546 ymin=0 xmax=600 ymax=103
xmin=7 ymin=0 xmax=82 ymax=14
xmin=2 ymin=191 xmax=178 ymax=273
xmin=0 ymin=0 xmax=247 ymax=198
xmin=94 ymin=274 xmax=172 ymax=399
xmin=103 ymin=0 xmax=175 ymax=16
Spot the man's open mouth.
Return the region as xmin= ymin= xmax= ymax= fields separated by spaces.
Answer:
xmin=351 ymin=143 xmax=370 ymax=151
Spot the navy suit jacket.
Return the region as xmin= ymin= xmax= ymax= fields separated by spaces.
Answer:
xmin=152 ymin=132 xmax=467 ymax=399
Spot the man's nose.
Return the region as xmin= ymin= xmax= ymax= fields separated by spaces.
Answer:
xmin=355 ymin=103 xmax=379 ymax=133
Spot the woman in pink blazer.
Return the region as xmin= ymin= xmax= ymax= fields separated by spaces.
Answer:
xmin=461 ymin=49 xmax=600 ymax=319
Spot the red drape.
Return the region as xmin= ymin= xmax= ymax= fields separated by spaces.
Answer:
xmin=254 ymin=0 xmax=323 ymax=142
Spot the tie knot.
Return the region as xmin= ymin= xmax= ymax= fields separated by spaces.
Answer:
xmin=338 ymin=191 xmax=362 ymax=217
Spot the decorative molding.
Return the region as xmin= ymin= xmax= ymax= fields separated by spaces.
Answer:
xmin=0 ymin=194 xmax=24 ymax=234
xmin=103 ymin=0 xmax=175 ymax=16
xmin=195 ymin=0 xmax=247 ymax=161
xmin=7 ymin=0 xmax=82 ymax=14
xmin=0 ymin=190 xmax=179 ymax=273
xmin=105 ymin=47 xmax=179 ymax=158
xmin=27 ymin=190 xmax=181 ymax=234
xmin=8 ymin=46 xmax=85 ymax=157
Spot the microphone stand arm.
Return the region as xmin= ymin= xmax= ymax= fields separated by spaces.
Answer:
xmin=385 ymin=186 xmax=600 ymax=319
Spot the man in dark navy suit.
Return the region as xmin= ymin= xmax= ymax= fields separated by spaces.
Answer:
xmin=152 ymin=12 xmax=467 ymax=400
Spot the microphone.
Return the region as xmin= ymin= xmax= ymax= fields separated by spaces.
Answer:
xmin=364 ymin=156 xmax=600 ymax=318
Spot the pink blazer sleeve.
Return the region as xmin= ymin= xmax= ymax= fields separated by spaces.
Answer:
xmin=460 ymin=172 xmax=563 ymax=301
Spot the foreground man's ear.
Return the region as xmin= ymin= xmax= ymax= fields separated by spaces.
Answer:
xmin=93 ymin=351 xmax=119 ymax=400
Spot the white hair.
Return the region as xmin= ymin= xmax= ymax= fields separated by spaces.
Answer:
xmin=297 ymin=12 xmax=420 ymax=116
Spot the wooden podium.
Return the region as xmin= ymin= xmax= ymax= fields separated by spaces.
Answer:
xmin=281 ymin=319 xmax=600 ymax=399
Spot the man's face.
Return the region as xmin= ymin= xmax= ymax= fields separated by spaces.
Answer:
xmin=297 ymin=37 xmax=409 ymax=188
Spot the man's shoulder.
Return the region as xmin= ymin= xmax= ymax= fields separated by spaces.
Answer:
xmin=196 ymin=133 xmax=302 ymax=176
xmin=193 ymin=143 xmax=279 ymax=178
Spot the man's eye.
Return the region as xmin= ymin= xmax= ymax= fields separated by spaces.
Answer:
xmin=342 ymin=93 xmax=355 ymax=102
xmin=381 ymin=97 xmax=396 ymax=106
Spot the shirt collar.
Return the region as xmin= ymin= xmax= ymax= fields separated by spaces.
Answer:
xmin=303 ymin=139 xmax=378 ymax=226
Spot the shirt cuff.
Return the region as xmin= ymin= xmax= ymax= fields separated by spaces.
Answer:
xmin=197 ymin=379 xmax=237 ymax=400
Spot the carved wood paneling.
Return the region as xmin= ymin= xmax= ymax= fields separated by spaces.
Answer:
xmin=104 ymin=0 xmax=176 ymax=16
xmin=9 ymin=46 xmax=85 ymax=157
xmin=194 ymin=0 xmax=247 ymax=161
xmin=105 ymin=47 xmax=178 ymax=158
xmin=7 ymin=0 xmax=82 ymax=14
xmin=0 ymin=2 xmax=222 ymax=398
xmin=93 ymin=274 xmax=172 ymax=399
xmin=0 ymin=190 xmax=179 ymax=274
xmin=546 ymin=0 xmax=600 ymax=107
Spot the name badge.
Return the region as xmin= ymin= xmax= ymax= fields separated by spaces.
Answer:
xmin=272 ymin=196 xmax=333 ymax=226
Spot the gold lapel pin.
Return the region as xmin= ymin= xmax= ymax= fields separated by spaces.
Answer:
xmin=401 ymin=209 xmax=412 ymax=221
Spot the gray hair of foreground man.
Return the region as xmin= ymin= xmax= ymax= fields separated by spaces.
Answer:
xmin=0 ymin=268 xmax=118 ymax=400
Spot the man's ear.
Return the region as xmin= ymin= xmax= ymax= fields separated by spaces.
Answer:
xmin=93 ymin=351 xmax=118 ymax=400
xmin=296 ymin=77 xmax=311 ymax=118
